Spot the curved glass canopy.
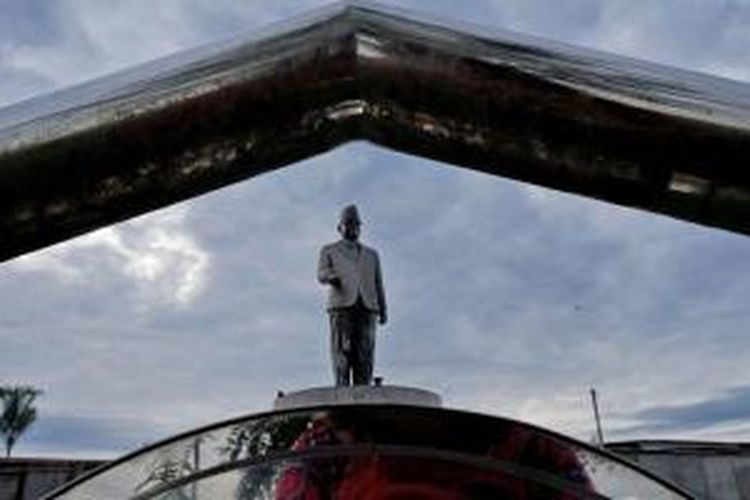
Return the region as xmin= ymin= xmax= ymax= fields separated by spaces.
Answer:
xmin=47 ymin=405 xmax=691 ymax=499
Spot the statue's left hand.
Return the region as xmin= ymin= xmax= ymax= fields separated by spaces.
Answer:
xmin=379 ymin=311 xmax=388 ymax=325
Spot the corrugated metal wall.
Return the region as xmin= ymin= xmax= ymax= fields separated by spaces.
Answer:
xmin=0 ymin=459 xmax=102 ymax=500
xmin=609 ymin=441 xmax=750 ymax=499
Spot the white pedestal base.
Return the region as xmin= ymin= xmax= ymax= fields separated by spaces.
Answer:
xmin=273 ymin=385 xmax=442 ymax=411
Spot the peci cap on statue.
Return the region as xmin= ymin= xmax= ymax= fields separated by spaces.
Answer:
xmin=339 ymin=204 xmax=362 ymax=225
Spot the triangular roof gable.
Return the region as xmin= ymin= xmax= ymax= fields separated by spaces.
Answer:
xmin=1 ymin=1 xmax=749 ymax=261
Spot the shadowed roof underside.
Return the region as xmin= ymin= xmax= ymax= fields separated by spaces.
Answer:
xmin=2 ymin=1 xmax=750 ymax=261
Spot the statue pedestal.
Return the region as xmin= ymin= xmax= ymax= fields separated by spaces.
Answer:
xmin=273 ymin=385 xmax=442 ymax=411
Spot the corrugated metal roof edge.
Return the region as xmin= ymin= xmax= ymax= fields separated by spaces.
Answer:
xmin=606 ymin=440 xmax=750 ymax=456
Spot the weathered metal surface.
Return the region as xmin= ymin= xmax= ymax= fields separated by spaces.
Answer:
xmin=2 ymin=1 xmax=750 ymax=261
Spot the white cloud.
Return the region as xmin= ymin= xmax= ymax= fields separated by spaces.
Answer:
xmin=11 ymin=206 xmax=210 ymax=309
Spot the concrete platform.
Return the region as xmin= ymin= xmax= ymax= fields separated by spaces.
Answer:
xmin=273 ymin=385 xmax=442 ymax=411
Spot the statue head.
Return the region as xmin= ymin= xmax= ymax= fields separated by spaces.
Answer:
xmin=337 ymin=204 xmax=361 ymax=242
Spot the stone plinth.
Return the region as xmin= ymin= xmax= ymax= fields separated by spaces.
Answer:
xmin=273 ymin=385 xmax=441 ymax=411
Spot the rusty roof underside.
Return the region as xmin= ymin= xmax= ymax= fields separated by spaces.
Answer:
xmin=2 ymin=1 xmax=750 ymax=261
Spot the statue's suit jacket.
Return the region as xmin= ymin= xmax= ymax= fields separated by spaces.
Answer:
xmin=318 ymin=240 xmax=386 ymax=313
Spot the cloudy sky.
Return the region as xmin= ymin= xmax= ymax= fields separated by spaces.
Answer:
xmin=3 ymin=0 xmax=750 ymax=459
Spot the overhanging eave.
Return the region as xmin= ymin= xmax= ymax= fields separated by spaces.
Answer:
xmin=1 ymin=2 xmax=750 ymax=260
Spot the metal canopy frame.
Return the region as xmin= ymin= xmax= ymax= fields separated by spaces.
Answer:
xmin=2 ymin=1 xmax=750 ymax=261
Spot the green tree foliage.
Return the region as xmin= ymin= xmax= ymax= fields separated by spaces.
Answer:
xmin=0 ymin=385 xmax=42 ymax=457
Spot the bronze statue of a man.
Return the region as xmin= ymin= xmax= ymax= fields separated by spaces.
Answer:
xmin=318 ymin=205 xmax=387 ymax=386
